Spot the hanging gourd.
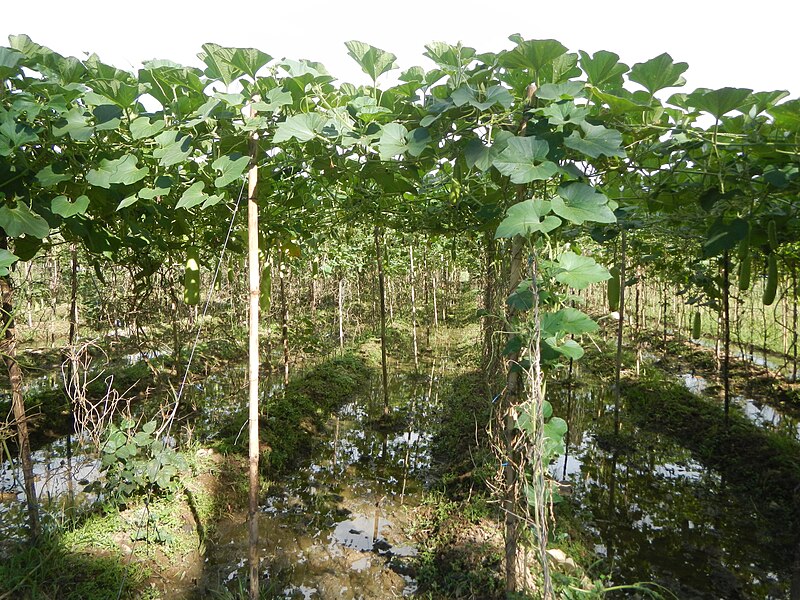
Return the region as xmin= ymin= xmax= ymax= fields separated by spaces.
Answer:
xmin=184 ymin=247 xmax=200 ymax=305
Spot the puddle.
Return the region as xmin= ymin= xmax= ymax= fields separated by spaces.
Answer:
xmin=674 ymin=372 xmax=800 ymax=440
xmin=550 ymin=383 xmax=792 ymax=599
xmin=203 ymin=366 xmax=437 ymax=598
xmin=0 ymin=433 xmax=100 ymax=540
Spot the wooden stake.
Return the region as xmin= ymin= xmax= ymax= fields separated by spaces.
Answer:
xmin=246 ymin=105 xmax=261 ymax=600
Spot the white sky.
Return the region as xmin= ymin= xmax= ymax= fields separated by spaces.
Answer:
xmin=2 ymin=0 xmax=799 ymax=96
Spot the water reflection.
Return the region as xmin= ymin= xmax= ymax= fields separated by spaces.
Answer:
xmin=204 ymin=363 xmax=439 ymax=598
xmin=550 ymin=383 xmax=790 ymax=599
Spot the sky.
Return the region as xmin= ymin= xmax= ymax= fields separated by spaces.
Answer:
xmin=2 ymin=0 xmax=799 ymax=97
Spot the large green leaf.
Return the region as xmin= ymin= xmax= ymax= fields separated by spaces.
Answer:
xmin=273 ymin=113 xmax=327 ymax=143
xmin=51 ymin=195 xmax=89 ymax=217
xmin=543 ymin=337 xmax=584 ymax=360
xmin=555 ymin=251 xmax=610 ymax=289
xmin=542 ymin=307 xmax=599 ymax=337
xmin=541 ymin=101 xmax=589 ymax=128
xmin=495 ymin=199 xmax=561 ymax=238
xmin=0 ymin=248 xmax=19 ymax=276
xmin=500 ymin=38 xmax=567 ymax=72
xmin=579 ymin=50 xmax=629 ymax=90
xmin=344 ymin=41 xmax=397 ymax=82
xmin=136 ymin=176 xmax=173 ymax=201
xmin=0 ymin=117 xmax=38 ymax=155
xmin=377 ymin=123 xmax=408 ymax=160
xmin=493 ymin=136 xmax=558 ymax=184
xmin=0 ymin=202 xmax=50 ymax=238
xmin=252 ymin=86 xmax=293 ymax=114
xmin=129 ymin=116 xmax=165 ymax=140
xmin=564 ymin=122 xmax=625 ymax=159
xmin=535 ymin=82 xmax=585 ymax=100
xmin=175 ymin=181 xmax=221 ymax=210
xmin=451 ymin=85 xmax=513 ymax=110
xmin=153 ymin=130 xmax=193 ymax=167
xmin=198 ymin=43 xmax=272 ymax=84
xmin=0 ymin=47 xmax=23 ymax=79
xmin=35 ymin=164 xmax=71 ymax=187
xmin=685 ymin=87 xmax=753 ymax=119
xmin=212 ymin=154 xmax=250 ymax=188
xmin=90 ymin=79 xmax=141 ymax=109
xmin=629 ymin=53 xmax=688 ymax=95
xmin=703 ymin=217 xmax=749 ymax=258
xmin=552 ymin=183 xmax=616 ymax=225
xmin=51 ymin=107 xmax=93 ymax=141
xmin=86 ymin=155 xmax=148 ymax=188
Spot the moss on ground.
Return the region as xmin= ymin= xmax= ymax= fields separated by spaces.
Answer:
xmin=260 ymin=353 xmax=372 ymax=474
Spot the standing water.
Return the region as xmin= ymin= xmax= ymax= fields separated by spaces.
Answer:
xmin=202 ymin=365 xmax=438 ymax=598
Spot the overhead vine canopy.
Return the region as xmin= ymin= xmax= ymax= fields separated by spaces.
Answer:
xmin=0 ymin=33 xmax=797 ymax=280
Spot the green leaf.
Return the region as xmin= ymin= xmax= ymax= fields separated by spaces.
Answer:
xmin=378 ymin=123 xmax=408 ymax=160
xmin=629 ymin=53 xmax=688 ymax=95
xmin=500 ymin=38 xmax=568 ymax=72
xmin=536 ymin=82 xmax=585 ymax=100
xmin=90 ymin=80 xmax=141 ymax=109
xmin=495 ymin=199 xmax=561 ymax=238
xmin=507 ymin=281 xmax=535 ymax=311
xmin=544 ymin=337 xmax=584 ymax=360
xmin=52 ymin=107 xmax=93 ymax=141
xmin=452 ymin=85 xmax=513 ymax=110
xmin=129 ymin=116 xmax=165 ymax=140
xmin=153 ymin=130 xmax=193 ymax=167
xmin=551 ymin=183 xmax=616 ymax=225
xmin=0 ymin=118 xmax=38 ymax=155
xmin=344 ymin=40 xmax=397 ymax=82
xmin=137 ymin=175 xmax=173 ymax=200
xmin=0 ymin=202 xmax=50 ymax=238
xmin=198 ymin=43 xmax=272 ymax=84
xmin=273 ymin=113 xmax=327 ymax=143
xmin=407 ymin=128 xmax=431 ymax=157
xmin=35 ymin=164 xmax=71 ymax=187
xmin=685 ymin=87 xmax=753 ymax=119
xmin=0 ymin=248 xmax=19 ymax=276
xmin=703 ymin=217 xmax=749 ymax=258
xmin=252 ymin=86 xmax=293 ymax=113
xmin=116 ymin=196 xmax=138 ymax=211
xmin=51 ymin=195 xmax=89 ymax=217
xmin=176 ymin=181 xmax=221 ymax=210
xmin=0 ymin=47 xmax=23 ymax=78
xmin=564 ymin=122 xmax=625 ymax=159
xmin=555 ymin=251 xmax=610 ymax=289
xmin=212 ymin=154 xmax=250 ymax=188
xmin=86 ymin=154 xmax=148 ymax=188
xmin=464 ymin=139 xmax=494 ymax=171
xmin=580 ymin=50 xmax=629 ymax=90
xmin=493 ymin=136 xmax=558 ymax=184
xmin=541 ymin=102 xmax=589 ymax=128
xmin=542 ymin=307 xmax=599 ymax=337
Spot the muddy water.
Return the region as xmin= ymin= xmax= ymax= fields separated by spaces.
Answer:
xmin=551 ymin=380 xmax=792 ymax=599
xmin=202 ymin=366 xmax=439 ymax=598
xmin=678 ymin=371 xmax=800 ymax=440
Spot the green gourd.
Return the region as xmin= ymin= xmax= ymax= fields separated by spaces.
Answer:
xmin=184 ymin=248 xmax=200 ymax=305
xmin=260 ymin=265 xmax=271 ymax=313
xmin=768 ymin=220 xmax=778 ymax=251
xmin=763 ymin=254 xmax=778 ymax=306
xmin=607 ymin=267 xmax=620 ymax=311
xmin=738 ymin=249 xmax=751 ymax=291
xmin=692 ymin=311 xmax=702 ymax=339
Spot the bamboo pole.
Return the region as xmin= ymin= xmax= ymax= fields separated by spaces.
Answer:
xmin=246 ymin=107 xmax=261 ymax=600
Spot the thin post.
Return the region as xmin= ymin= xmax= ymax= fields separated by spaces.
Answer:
xmin=246 ymin=107 xmax=261 ymax=600
xmin=374 ymin=226 xmax=390 ymax=414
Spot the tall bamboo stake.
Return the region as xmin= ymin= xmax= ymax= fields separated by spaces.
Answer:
xmin=247 ymin=108 xmax=261 ymax=600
